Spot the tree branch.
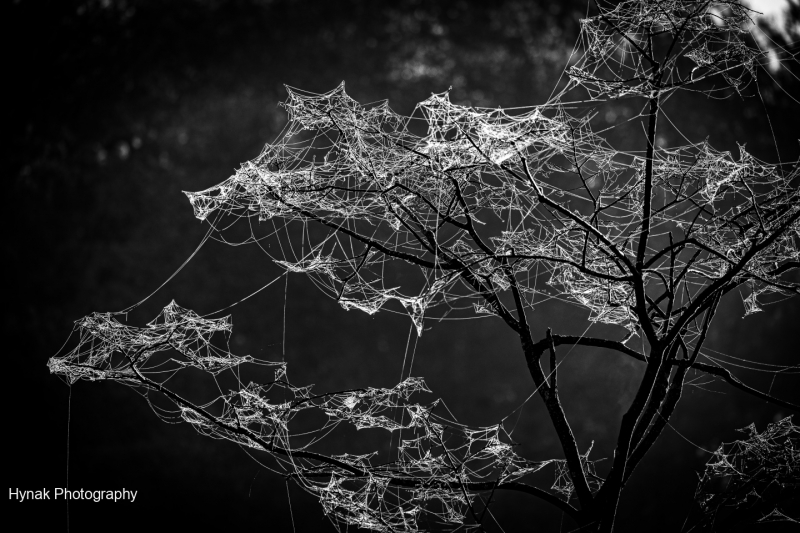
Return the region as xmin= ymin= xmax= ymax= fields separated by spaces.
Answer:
xmin=524 ymin=329 xmax=595 ymax=510
xmin=681 ymin=361 xmax=800 ymax=412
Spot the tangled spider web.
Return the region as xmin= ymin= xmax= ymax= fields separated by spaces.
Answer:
xmin=50 ymin=1 xmax=800 ymax=531
xmin=171 ymin=6 xmax=799 ymax=347
xmin=570 ymin=0 xmax=763 ymax=98
xmin=49 ymin=301 xmax=601 ymax=531
xmin=184 ymin=88 xmax=797 ymax=345
xmin=690 ymin=416 xmax=800 ymax=529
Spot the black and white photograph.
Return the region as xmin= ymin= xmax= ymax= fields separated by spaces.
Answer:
xmin=7 ymin=1 xmax=800 ymax=531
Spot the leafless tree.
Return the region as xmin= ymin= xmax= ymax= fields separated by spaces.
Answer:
xmin=50 ymin=1 xmax=799 ymax=531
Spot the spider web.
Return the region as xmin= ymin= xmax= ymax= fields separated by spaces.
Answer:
xmin=690 ymin=415 xmax=800 ymax=528
xmin=50 ymin=2 xmax=800 ymax=531
xmin=49 ymin=300 xmax=601 ymax=531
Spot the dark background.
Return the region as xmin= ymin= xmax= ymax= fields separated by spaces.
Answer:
xmin=6 ymin=1 xmax=799 ymax=531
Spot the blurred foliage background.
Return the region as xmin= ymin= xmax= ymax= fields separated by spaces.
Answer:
xmin=7 ymin=0 xmax=799 ymax=531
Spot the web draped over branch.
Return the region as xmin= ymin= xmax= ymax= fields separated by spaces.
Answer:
xmin=184 ymin=83 xmax=797 ymax=340
xmin=49 ymin=302 xmax=600 ymax=531
xmin=570 ymin=0 xmax=762 ymax=98
xmin=47 ymin=300 xmax=254 ymax=382
xmin=50 ymin=1 xmax=800 ymax=530
xmin=692 ymin=416 xmax=800 ymax=528
xmin=176 ymin=6 xmax=800 ymax=342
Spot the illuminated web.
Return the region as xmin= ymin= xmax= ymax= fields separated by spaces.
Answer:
xmin=570 ymin=0 xmax=763 ymax=98
xmin=49 ymin=302 xmax=601 ymax=531
xmin=692 ymin=416 xmax=799 ymax=528
xmin=184 ymin=81 xmax=797 ymax=344
xmin=50 ymin=1 xmax=800 ymax=531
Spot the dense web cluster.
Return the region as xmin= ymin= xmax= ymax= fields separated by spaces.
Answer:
xmin=50 ymin=1 xmax=800 ymax=531
xmin=570 ymin=0 xmax=760 ymax=97
xmin=184 ymin=69 xmax=797 ymax=343
xmin=48 ymin=301 xmax=255 ymax=382
xmin=692 ymin=416 xmax=799 ymax=528
xmin=50 ymin=301 xmax=600 ymax=531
